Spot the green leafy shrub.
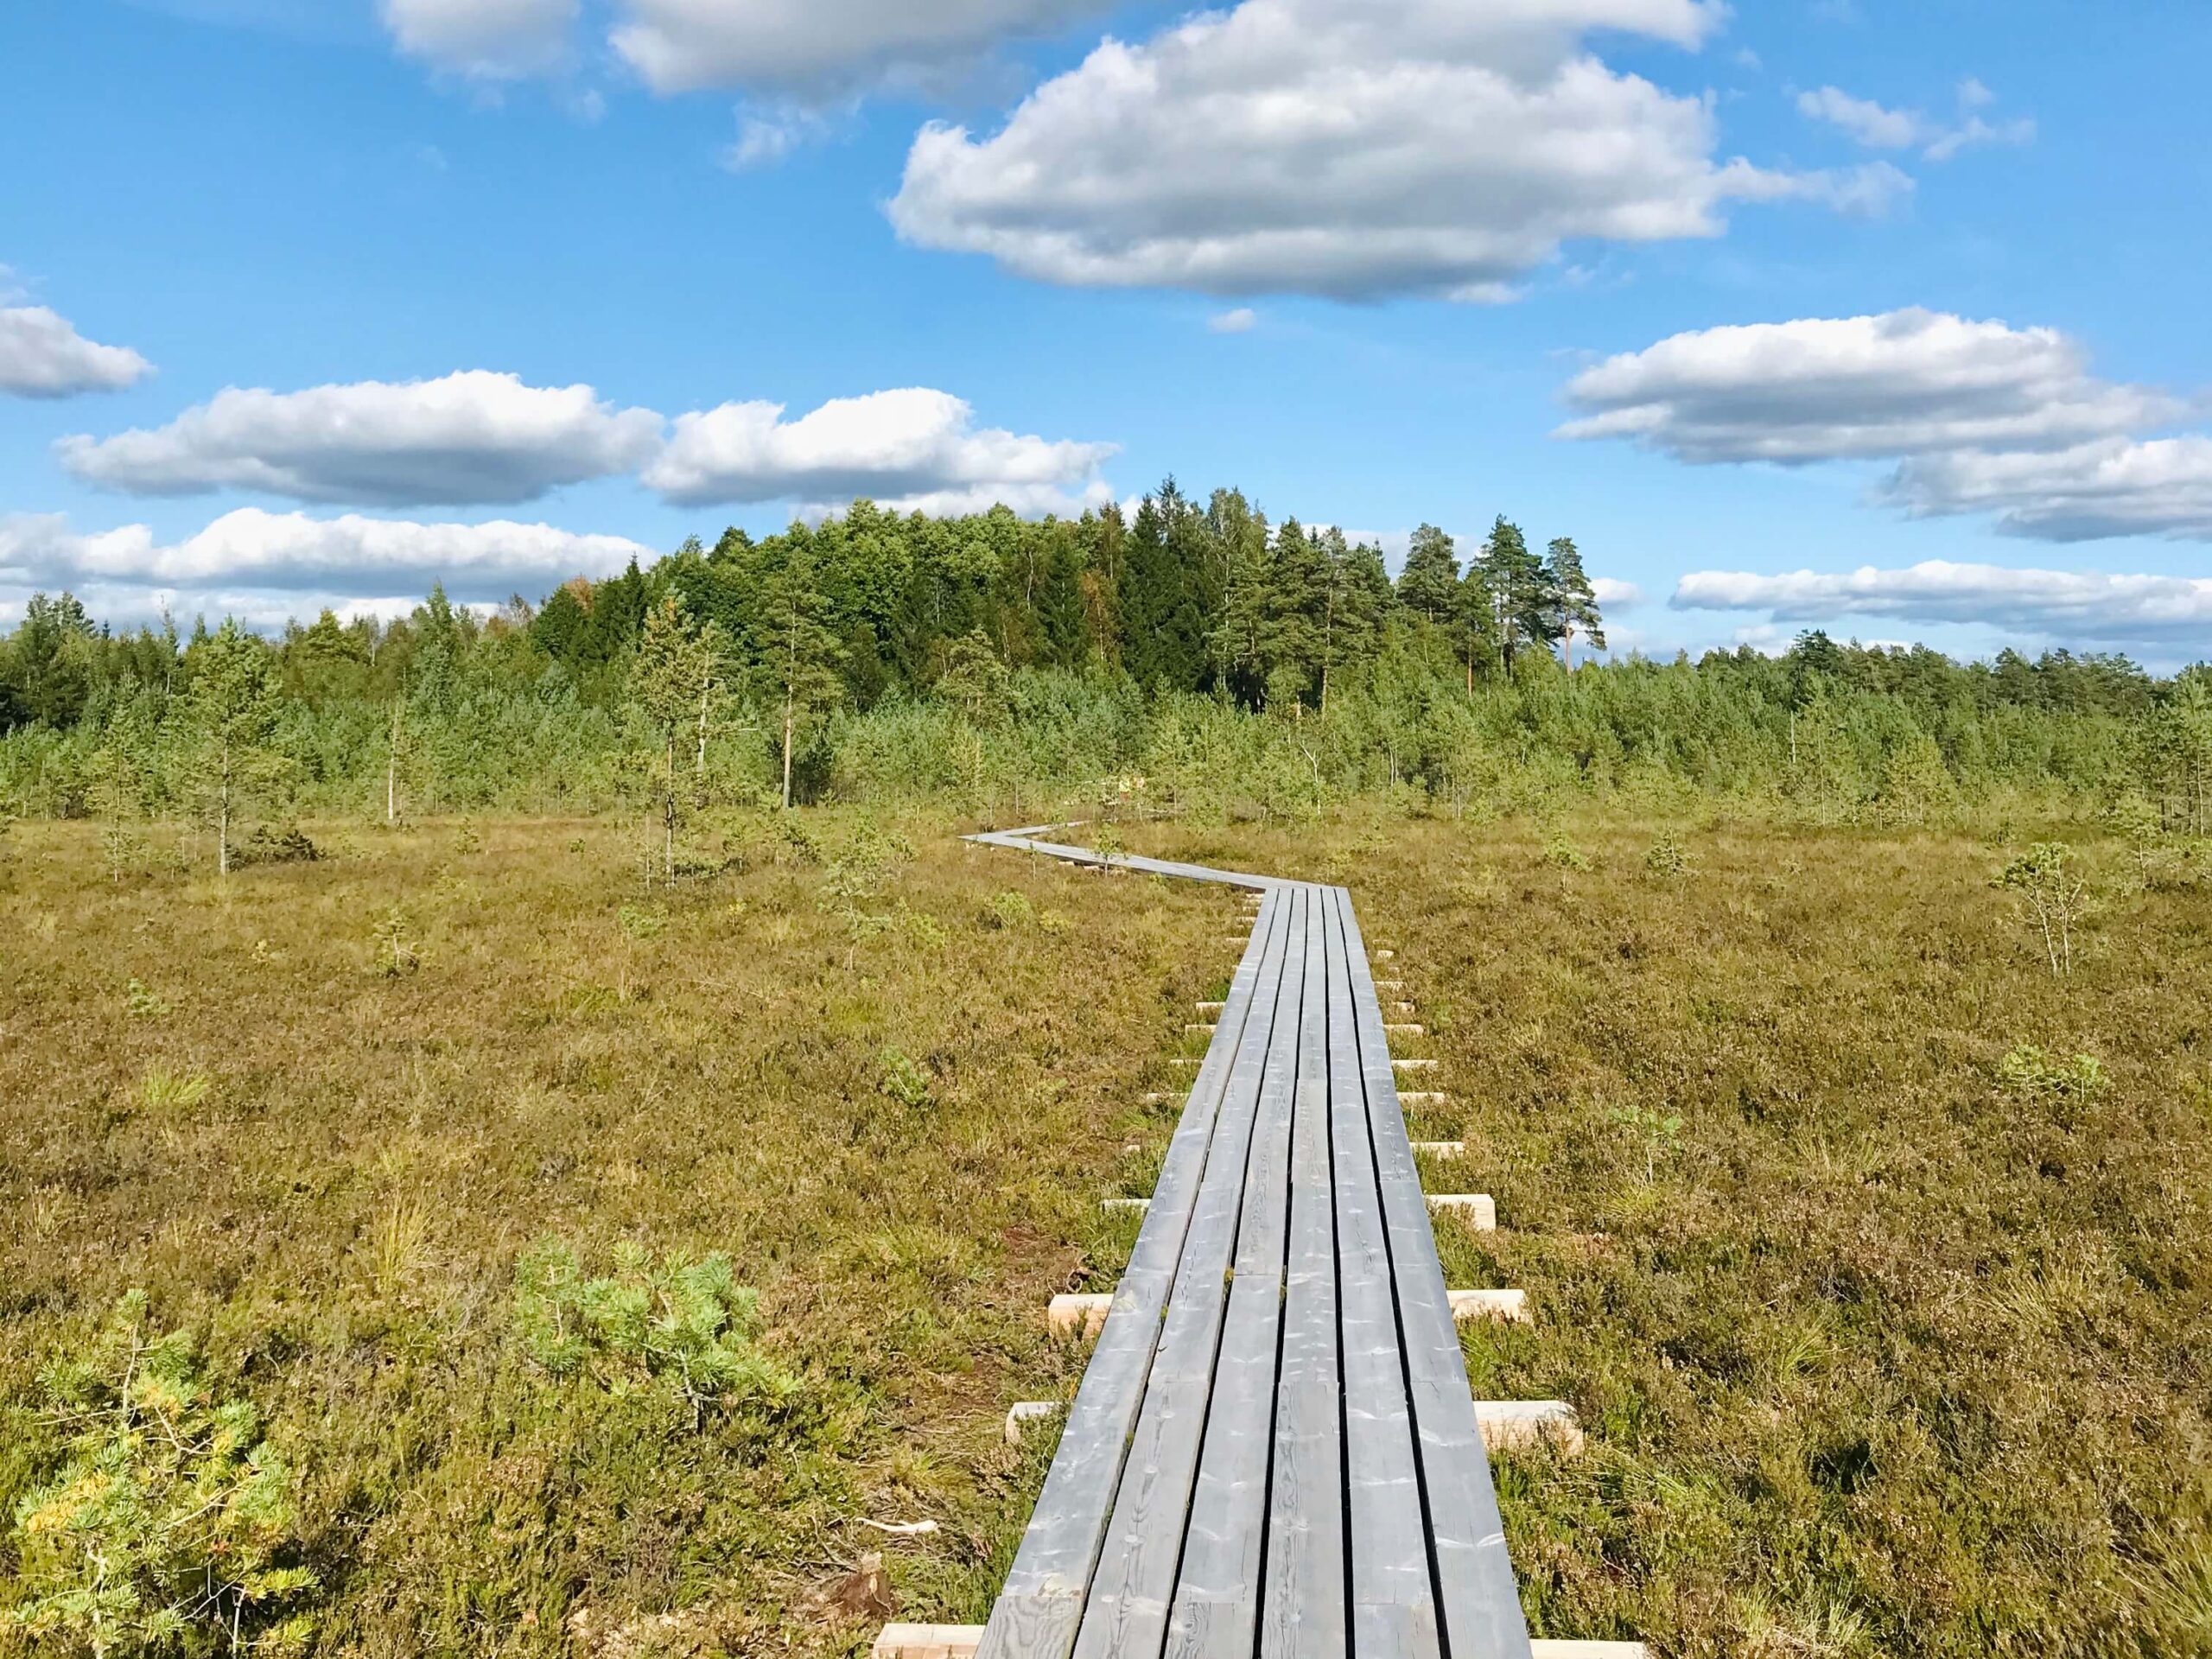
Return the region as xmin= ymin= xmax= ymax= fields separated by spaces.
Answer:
xmin=124 ymin=979 xmax=170 ymax=1020
xmin=6 ymin=1293 xmax=317 ymax=1656
xmin=616 ymin=903 xmax=665 ymax=942
xmin=985 ymin=890 xmax=1034 ymax=930
xmin=512 ymin=1241 xmax=794 ymax=1425
xmin=878 ymin=1046 xmax=934 ymax=1111
xmin=1999 ymin=1046 xmax=2109 ymax=1118
xmin=1541 ymin=836 xmax=1591 ymax=872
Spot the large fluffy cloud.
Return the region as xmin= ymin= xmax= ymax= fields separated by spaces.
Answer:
xmin=612 ymin=0 xmax=1108 ymax=95
xmin=643 ymin=387 xmax=1117 ymax=516
xmin=381 ymin=0 xmax=578 ymax=79
xmin=887 ymin=0 xmax=1902 ymax=301
xmin=0 ymin=305 xmax=154 ymax=397
xmin=1675 ymin=560 xmax=2212 ymax=649
xmin=0 ymin=509 xmax=653 ymax=605
xmin=1889 ymin=438 xmax=2212 ymax=543
xmin=1557 ymin=309 xmax=2177 ymax=462
xmin=57 ymin=372 xmax=664 ymax=507
xmin=1557 ymin=308 xmax=2212 ymax=544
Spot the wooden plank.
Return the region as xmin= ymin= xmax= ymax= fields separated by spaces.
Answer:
xmin=1257 ymin=882 xmax=1345 ymax=1659
xmin=1068 ymin=890 xmax=1299 ymax=1659
xmin=1160 ymin=888 xmax=1309 ymax=1659
xmin=976 ymin=893 xmax=1289 ymax=1659
xmin=964 ymin=826 xmax=1278 ymax=893
xmin=1321 ymin=892 xmax=1440 ymax=1656
xmin=1334 ymin=888 xmax=1534 ymax=1659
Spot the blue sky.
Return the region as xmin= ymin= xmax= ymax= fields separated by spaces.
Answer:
xmin=3 ymin=0 xmax=2209 ymax=663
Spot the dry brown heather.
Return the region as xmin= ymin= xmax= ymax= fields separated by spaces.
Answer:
xmin=2 ymin=810 xmax=2208 ymax=1657
xmin=1122 ymin=811 xmax=2212 ymax=1658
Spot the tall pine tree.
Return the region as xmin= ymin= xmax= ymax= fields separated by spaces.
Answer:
xmin=1542 ymin=537 xmax=1606 ymax=669
xmin=1477 ymin=517 xmax=1551 ymax=672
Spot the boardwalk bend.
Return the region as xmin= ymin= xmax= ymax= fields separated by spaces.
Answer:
xmin=950 ymin=825 xmax=1535 ymax=1659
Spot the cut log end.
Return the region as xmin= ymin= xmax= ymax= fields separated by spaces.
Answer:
xmin=1427 ymin=1192 xmax=1497 ymax=1230
xmin=1476 ymin=1400 xmax=1584 ymax=1456
xmin=873 ymin=1624 xmax=985 ymax=1659
xmin=1448 ymin=1287 xmax=1528 ymax=1324
xmin=1046 ymin=1293 xmax=1113 ymax=1339
xmin=1002 ymin=1402 xmax=1062 ymax=1446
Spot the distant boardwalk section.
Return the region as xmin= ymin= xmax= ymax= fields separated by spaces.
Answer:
xmin=963 ymin=827 xmax=1533 ymax=1659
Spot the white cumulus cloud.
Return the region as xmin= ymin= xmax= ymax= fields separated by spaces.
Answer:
xmin=1888 ymin=437 xmax=2212 ymax=543
xmin=381 ymin=0 xmax=578 ymax=79
xmin=612 ymin=0 xmax=1109 ymax=96
xmin=887 ymin=0 xmax=1887 ymax=302
xmin=0 ymin=305 xmax=155 ymax=398
xmin=1557 ymin=308 xmax=2178 ymax=463
xmin=58 ymin=371 xmax=664 ymax=507
xmin=1673 ymin=560 xmax=2212 ymax=649
xmin=1209 ymin=308 xmax=1259 ymax=335
xmin=0 ymin=509 xmax=654 ymax=608
xmin=644 ymin=387 xmax=1117 ymax=516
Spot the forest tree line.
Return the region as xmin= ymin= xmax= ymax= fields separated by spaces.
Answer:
xmin=1 ymin=484 xmax=2209 ymax=842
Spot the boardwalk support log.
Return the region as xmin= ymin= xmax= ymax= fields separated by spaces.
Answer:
xmin=1046 ymin=1294 xmax=1113 ymax=1339
xmin=1475 ymin=1401 xmax=1583 ymax=1456
xmin=1005 ymin=1402 xmax=1064 ymax=1446
xmin=1449 ymin=1289 xmax=1530 ymax=1324
xmin=1427 ymin=1192 xmax=1498 ymax=1230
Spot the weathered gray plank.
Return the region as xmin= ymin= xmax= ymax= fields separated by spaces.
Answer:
xmin=1335 ymin=889 xmax=1535 ymax=1659
xmin=1068 ymin=890 xmax=1300 ymax=1659
xmin=976 ymin=892 xmax=1287 ymax=1659
xmin=1161 ymin=887 xmax=1309 ymax=1659
xmin=1259 ymin=886 xmax=1345 ymax=1659
xmin=1321 ymin=891 xmax=1440 ymax=1656
xmin=965 ymin=825 xmax=1278 ymax=892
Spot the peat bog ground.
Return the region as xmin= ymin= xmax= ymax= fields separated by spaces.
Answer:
xmin=3 ymin=809 xmax=2208 ymax=1656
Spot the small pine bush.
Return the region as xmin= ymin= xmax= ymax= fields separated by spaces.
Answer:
xmin=7 ymin=1293 xmax=318 ymax=1656
xmin=512 ymin=1241 xmax=795 ymax=1424
xmin=1644 ymin=833 xmax=1691 ymax=878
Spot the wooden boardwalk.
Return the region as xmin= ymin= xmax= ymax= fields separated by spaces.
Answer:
xmin=963 ymin=829 xmax=1534 ymax=1659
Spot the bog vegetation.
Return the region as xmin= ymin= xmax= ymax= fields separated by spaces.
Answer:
xmin=3 ymin=490 xmax=2209 ymax=1656
xmin=3 ymin=488 xmax=2209 ymax=848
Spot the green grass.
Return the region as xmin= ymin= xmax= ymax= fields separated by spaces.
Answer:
xmin=3 ymin=807 xmax=2208 ymax=1656
xmin=0 ymin=814 xmax=1235 ymax=1656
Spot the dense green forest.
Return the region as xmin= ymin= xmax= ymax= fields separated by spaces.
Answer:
xmin=2 ymin=485 xmax=2209 ymax=836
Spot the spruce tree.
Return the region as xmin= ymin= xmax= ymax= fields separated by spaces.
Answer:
xmin=1396 ymin=524 xmax=1460 ymax=624
xmin=1260 ymin=517 xmax=1330 ymax=709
